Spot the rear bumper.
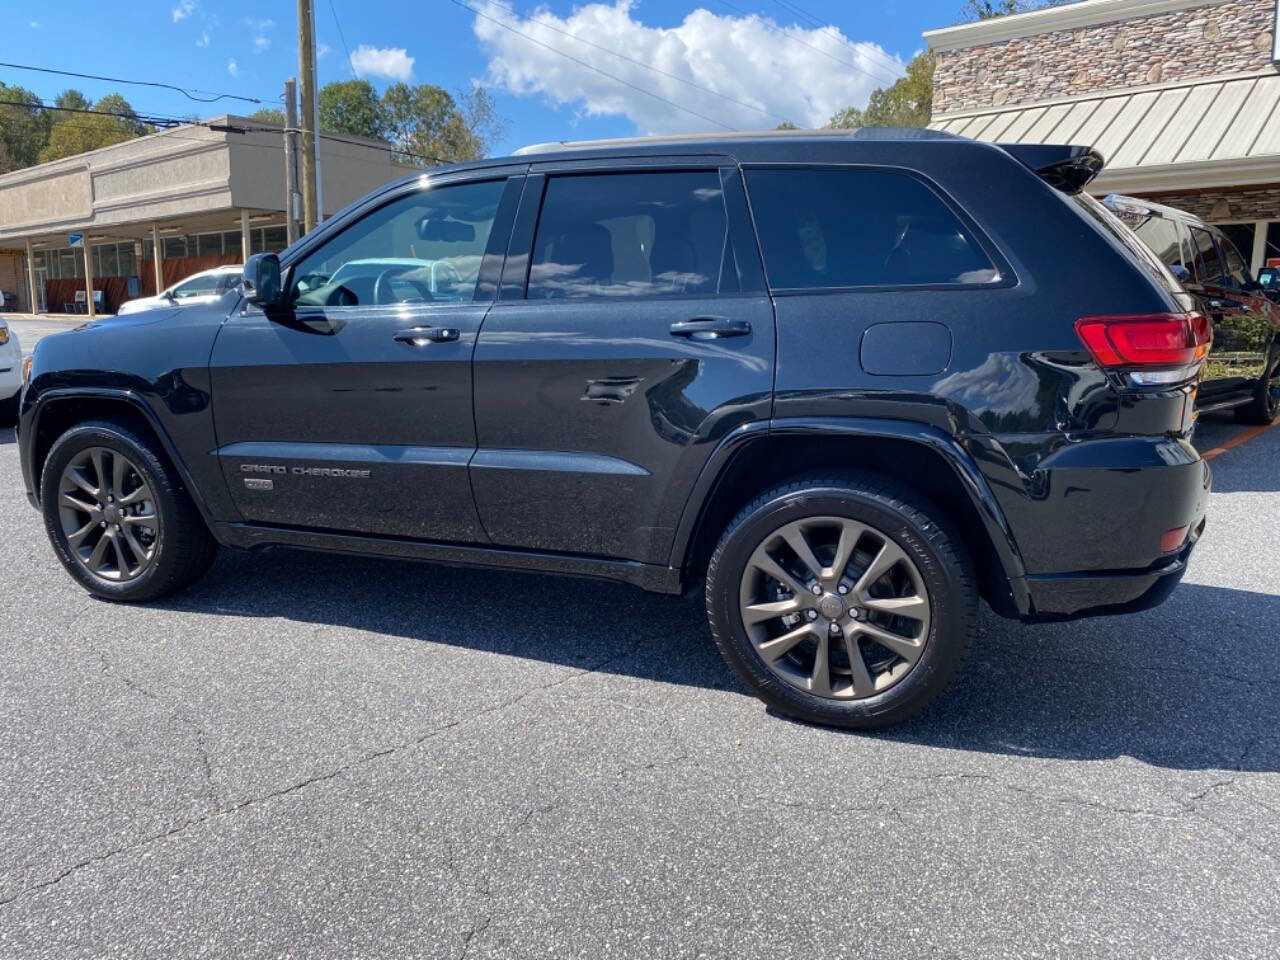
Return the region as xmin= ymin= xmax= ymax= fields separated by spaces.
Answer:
xmin=1017 ymin=517 xmax=1204 ymax=622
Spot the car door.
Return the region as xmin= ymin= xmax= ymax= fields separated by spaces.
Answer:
xmin=209 ymin=170 xmax=524 ymax=540
xmin=1190 ymin=224 xmax=1274 ymax=405
xmin=469 ymin=161 xmax=774 ymax=564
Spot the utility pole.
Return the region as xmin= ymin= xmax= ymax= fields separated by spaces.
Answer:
xmin=297 ymin=0 xmax=318 ymax=233
xmin=283 ymin=77 xmax=301 ymax=245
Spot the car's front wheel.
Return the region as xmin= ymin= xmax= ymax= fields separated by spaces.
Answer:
xmin=40 ymin=418 xmax=218 ymax=601
xmin=705 ymin=472 xmax=977 ymax=729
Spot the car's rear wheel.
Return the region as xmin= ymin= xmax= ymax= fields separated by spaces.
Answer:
xmin=1237 ymin=339 xmax=1280 ymax=425
xmin=41 ymin=418 xmax=218 ymax=601
xmin=705 ymin=472 xmax=977 ymax=729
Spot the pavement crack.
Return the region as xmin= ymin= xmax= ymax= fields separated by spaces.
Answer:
xmin=96 ymin=652 xmax=220 ymax=811
xmin=2 ymin=634 xmax=663 ymax=910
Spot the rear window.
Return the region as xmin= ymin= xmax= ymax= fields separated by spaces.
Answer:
xmin=744 ymin=168 xmax=999 ymax=289
xmin=1071 ymin=194 xmax=1185 ymax=297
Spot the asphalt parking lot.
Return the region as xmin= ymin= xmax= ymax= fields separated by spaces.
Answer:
xmin=2 ymin=372 xmax=1277 ymax=956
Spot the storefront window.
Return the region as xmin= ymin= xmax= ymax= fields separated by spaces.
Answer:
xmin=1266 ymin=222 xmax=1280 ymax=269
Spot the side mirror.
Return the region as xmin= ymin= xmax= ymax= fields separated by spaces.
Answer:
xmin=242 ymin=253 xmax=283 ymax=308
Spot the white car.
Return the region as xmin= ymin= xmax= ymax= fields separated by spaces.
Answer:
xmin=117 ymin=265 xmax=243 ymax=316
xmin=0 ymin=318 xmax=23 ymax=427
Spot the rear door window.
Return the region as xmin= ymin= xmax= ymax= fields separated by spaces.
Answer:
xmin=1189 ymin=226 xmax=1224 ymax=284
xmin=1219 ymin=235 xmax=1251 ymax=288
xmin=743 ymin=167 xmax=999 ymax=289
xmin=526 ymin=171 xmax=740 ymax=300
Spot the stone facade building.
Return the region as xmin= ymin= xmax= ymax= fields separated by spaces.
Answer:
xmin=925 ymin=0 xmax=1280 ymax=272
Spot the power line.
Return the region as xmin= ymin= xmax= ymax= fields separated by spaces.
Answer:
xmin=0 ymin=98 xmax=460 ymax=168
xmin=450 ymin=0 xmax=737 ymax=131
xmin=710 ymin=1 xmax=902 ymax=87
xmin=473 ymin=0 xmax=794 ymax=126
xmin=326 ymin=0 xmax=356 ymax=79
xmin=0 ymin=61 xmax=267 ymax=105
xmin=767 ymin=0 xmax=907 ymax=79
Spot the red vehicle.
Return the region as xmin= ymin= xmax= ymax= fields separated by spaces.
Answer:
xmin=1104 ymin=194 xmax=1279 ymax=423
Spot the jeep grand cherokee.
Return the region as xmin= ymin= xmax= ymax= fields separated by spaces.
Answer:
xmin=17 ymin=130 xmax=1211 ymax=729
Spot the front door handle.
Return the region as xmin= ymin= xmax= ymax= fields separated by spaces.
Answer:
xmin=668 ymin=317 xmax=752 ymax=339
xmin=394 ymin=326 xmax=460 ymax=344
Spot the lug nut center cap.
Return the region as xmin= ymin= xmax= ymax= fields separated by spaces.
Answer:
xmin=103 ymin=505 xmax=121 ymax=524
xmin=817 ymin=593 xmax=846 ymax=620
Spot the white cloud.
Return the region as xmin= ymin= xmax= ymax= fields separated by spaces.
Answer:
xmin=349 ymin=44 xmax=415 ymax=81
xmin=471 ymin=0 xmax=904 ymax=134
xmin=227 ymin=58 xmax=239 ymax=77
xmin=245 ymin=17 xmax=275 ymax=53
xmin=196 ymin=30 xmax=210 ymax=48
xmin=317 ymin=42 xmax=332 ymax=58
xmin=172 ymin=0 xmax=196 ymax=23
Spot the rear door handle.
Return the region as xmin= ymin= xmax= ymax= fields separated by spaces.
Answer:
xmin=394 ymin=326 xmax=460 ymax=344
xmin=668 ymin=317 xmax=752 ymax=339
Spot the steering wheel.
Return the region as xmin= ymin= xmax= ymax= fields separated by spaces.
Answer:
xmin=431 ymin=261 xmax=464 ymax=296
xmin=373 ymin=267 xmax=433 ymax=305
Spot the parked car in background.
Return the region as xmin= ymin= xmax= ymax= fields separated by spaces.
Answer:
xmin=116 ymin=265 xmax=243 ymax=316
xmin=19 ymin=131 xmax=1213 ymax=729
xmin=0 ymin=318 xmax=23 ymax=426
xmin=1258 ymin=265 xmax=1279 ymax=300
xmin=1103 ymin=195 xmax=1279 ymax=423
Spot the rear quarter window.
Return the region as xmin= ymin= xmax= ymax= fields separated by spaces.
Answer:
xmin=743 ymin=167 xmax=1000 ymax=290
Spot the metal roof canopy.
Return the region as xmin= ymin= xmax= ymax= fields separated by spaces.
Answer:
xmin=930 ymin=71 xmax=1280 ymax=193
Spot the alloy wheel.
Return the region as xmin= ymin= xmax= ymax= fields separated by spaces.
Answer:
xmin=738 ymin=516 xmax=932 ymax=700
xmin=57 ymin=447 xmax=159 ymax=582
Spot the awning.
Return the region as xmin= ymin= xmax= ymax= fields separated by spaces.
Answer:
xmin=930 ymin=71 xmax=1280 ymax=194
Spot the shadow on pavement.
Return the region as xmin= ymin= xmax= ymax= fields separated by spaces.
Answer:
xmin=154 ymin=544 xmax=1279 ymax=774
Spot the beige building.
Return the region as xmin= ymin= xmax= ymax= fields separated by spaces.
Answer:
xmin=925 ymin=0 xmax=1280 ymax=273
xmin=0 ymin=116 xmax=415 ymax=315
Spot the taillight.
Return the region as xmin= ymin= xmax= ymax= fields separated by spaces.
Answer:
xmin=1075 ymin=312 xmax=1210 ymax=386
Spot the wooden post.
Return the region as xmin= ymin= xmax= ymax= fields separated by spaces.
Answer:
xmin=284 ymin=77 xmax=301 ymax=245
xmin=83 ymin=240 xmax=95 ymax=319
xmin=298 ymin=0 xmax=319 ymax=233
xmin=151 ymin=223 xmax=163 ymax=295
xmin=241 ymin=209 xmax=252 ymax=261
xmin=24 ymin=237 xmax=37 ymax=315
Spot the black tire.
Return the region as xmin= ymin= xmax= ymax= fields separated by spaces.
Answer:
xmin=0 ymin=394 xmax=17 ymax=428
xmin=1235 ymin=340 xmax=1280 ymax=425
xmin=40 ymin=417 xmax=218 ymax=601
xmin=705 ymin=471 xmax=977 ymax=730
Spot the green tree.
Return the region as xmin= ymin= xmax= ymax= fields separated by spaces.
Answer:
xmin=247 ymin=107 xmax=286 ymax=126
xmin=828 ymin=50 xmax=935 ymax=129
xmin=319 ymin=79 xmax=386 ymax=140
xmin=381 ymin=83 xmax=503 ymax=165
xmin=54 ymin=89 xmax=92 ymax=113
xmin=39 ymin=93 xmax=151 ymax=162
xmin=0 ymin=82 xmax=52 ymax=172
xmin=960 ymin=0 xmax=1071 ymax=20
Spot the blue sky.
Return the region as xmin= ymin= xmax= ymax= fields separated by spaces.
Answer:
xmin=9 ymin=0 xmax=967 ymax=155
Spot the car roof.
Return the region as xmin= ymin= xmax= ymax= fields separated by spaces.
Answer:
xmin=376 ymin=127 xmax=965 ymax=189
xmin=1103 ymin=194 xmax=1209 ymax=228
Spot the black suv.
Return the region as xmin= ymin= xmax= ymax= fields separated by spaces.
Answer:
xmin=17 ymin=131 xmax=1211 ymax=729
xmin=1103 ymin=194 xmax=1279 ymax=423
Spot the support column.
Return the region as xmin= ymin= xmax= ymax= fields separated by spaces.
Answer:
xmin=1250 ymin=219 xmax=1268 ymax=276
xmin=241 ymin=209 xmax=252 ymax=260
xmin=24 ymin=237 xmax=37 ymax=315
xmin=151 ymin=223 xmax=163 ymax=295
xmin=83 ymin=241 xmax=95 ymax=319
